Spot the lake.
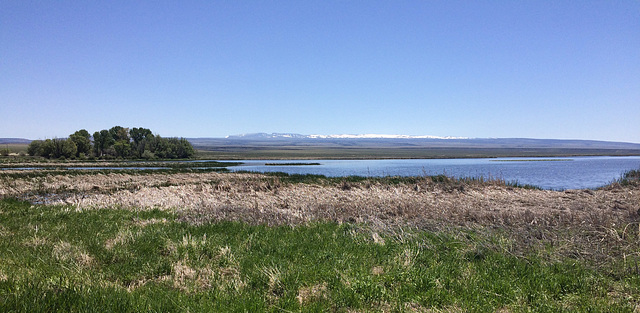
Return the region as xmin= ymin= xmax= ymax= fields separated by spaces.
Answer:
xmin=2 ymin=156 xmax=639 ymax=190
xmin=226 ymin=156 xmax=640 ymax=190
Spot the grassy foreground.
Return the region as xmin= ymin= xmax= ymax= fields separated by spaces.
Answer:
xmin=1 ymin=198 xmax=638 ymax=312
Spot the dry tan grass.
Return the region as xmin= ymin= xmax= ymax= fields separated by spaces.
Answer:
xmin=297 ymin=282 xmax=328 ymax=305
xmin=23 ymin=236 xmax=48 ymax=247
xmin=105 ymin=229 xmax=142 ymax=250
xmin=0 ymin=171 xmax=252 ymax=198
xmin=57 ymin=178 xmax=638 ymax=234
xmin=403 ymin=303 xmax=464 ymax=313
xmin=4 ymin=171 xmax=637 ymax=230
xmin=396 ymin=248 xmax=420 ymax=268
xmin=261 ymin=264 xmax=283 ymax=292
xmin=4 ymin=172 xmax=640 ymax=235
xmin=122 ymin=238 xmax=247 ymax=292
xmin=133 ymin=217 xmax=168 ymax=227
xmin=0 ymin=224 xmax=11 ymax=237
xmin=371 ymin=266 xmax=384 ymax=276
xmin=52 ymin=241 xmax=94 ymax=267
xmin=163 ymin=258 xmax=245 ymax=293
xmin=3 ymin=170 xmax=640 ymax=265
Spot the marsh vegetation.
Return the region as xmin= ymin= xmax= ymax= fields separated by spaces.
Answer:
xmin=1 ymin=164 xmax=639 ymax=311
xmin=264 ymin=162 xmax=322 ymax=166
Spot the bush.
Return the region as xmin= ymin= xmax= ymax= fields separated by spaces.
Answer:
xmin=142 ymin=150 xmax=155 ymax=160
xmin=27 ymin=140 xmax=43 ymax=156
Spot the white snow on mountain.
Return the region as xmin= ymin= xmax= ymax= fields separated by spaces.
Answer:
xmin=308 ymin=134 xmax=468 ymax=139
xmin=227 ymin=133 xmax=468 ymax=139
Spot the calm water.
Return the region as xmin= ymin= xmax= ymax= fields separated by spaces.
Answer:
xmin=227 ymin=156 xmax=640 ymax=190
xmin=3 ymin=156 xmax=639 ymax=190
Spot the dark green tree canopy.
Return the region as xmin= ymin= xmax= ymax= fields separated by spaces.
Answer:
xmin=130 ymin=127 xmax=153 ymax=144
xmin=92 ymin=130 xmax=115 ymax=157
xmin=28 ymin=138 xmax=77 ymax=159
xmin=28 ymin=126 xmax=195 ymax=160
xmin=69 ymin=129 xmax=91 ymax=157
xmin=109 ymin=126 xmax=130 ymax=143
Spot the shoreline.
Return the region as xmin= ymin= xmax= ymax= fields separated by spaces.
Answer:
xmin=2 ymin=169 xmax=638 ymax=266
xmin=3 ymin=170 xmax=638 ymax=225
xmin=2 ymin=167 xmax=639 ymax=310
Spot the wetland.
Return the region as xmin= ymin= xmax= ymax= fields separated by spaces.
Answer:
xmin=1 ymin=159 xmax=639 ymax=312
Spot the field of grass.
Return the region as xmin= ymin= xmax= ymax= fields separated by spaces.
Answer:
xmin=0 ymin=143 xmax=28 ymax=156
xmin=1 ymin=197 xmax=639 ymax=312
xmin=1 ymin=165 xmax=640 ymax=312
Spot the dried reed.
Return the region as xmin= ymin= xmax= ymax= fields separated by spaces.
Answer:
xmin=2 ymin=170 xmax=639 ymax=265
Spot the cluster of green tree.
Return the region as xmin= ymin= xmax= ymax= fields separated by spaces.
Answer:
xmin=1 ymin=146 xmax=11 ymax=156
xmin=27 ymin=126 xmax=195 ymax=159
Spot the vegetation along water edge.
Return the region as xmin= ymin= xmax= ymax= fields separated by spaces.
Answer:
xmin=25 ymin=126 xmax=195 ymax=160
xmin=0 ymin=164 xmax=639 ymax=311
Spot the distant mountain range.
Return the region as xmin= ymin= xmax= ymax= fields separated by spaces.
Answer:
xmin=226 ymin=133 xmax=467 ymax=140
xmin=0 ymin=138 xmax=31 ymax=144
xmin=189 ymin=133 xmax=640 ymax=150
xmin=4 ymin=133 xmax=640 ymax=151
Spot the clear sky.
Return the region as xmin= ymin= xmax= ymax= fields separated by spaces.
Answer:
xmin=1 ymin=1 xmax=639 ymax=142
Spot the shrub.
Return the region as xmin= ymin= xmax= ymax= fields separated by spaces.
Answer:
xmin=142 ymin=150 xmax=156 ymax=160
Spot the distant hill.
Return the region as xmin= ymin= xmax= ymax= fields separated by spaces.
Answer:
xmin=0 ymin=138 xmax=31 ymax=144
xmin=225 ymin=133 xmax=467 ymax=140
xmin=192 ymin=133 xmax=640 ymax=150
xmin=6 ymin=134 xmax=639 ymax=158
xmin=226 ymin=133 xmax=310 ymax=139
xmin=187 ymin=134 xmax=640 ymax=159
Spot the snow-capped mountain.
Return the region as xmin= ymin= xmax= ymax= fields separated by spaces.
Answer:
xmin=226 ymin=133 xmax=467 ymax=140
xmin=225 ymin=133 xmax=306 ymax=139
xmin=190 ymin=134 xmax=640 ymax=151
xmin=307 ymin=134 xmax=468 ymax=139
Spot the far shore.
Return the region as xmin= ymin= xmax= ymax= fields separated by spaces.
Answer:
xmin=193 ymin=147 xmax=640 ymax=160
xmin=4 ymin=141 xmax=640 ymax=161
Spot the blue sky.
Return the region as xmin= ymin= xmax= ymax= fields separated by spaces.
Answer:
xmin=1 ymin=1 xmax=639 ymax=142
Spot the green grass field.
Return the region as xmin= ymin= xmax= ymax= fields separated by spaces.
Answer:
xmin=1 ymin=197 xmax=638 ymax=312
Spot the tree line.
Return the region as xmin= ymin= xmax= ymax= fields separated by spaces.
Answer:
xmin=28 ymin=126 xmax=195 ymax=159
